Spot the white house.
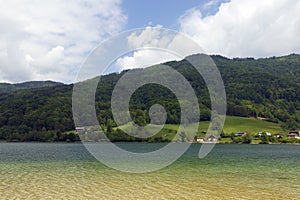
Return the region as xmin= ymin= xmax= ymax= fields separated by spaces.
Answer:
xmin=257 ymin=132 xmax=272 ymax=137
xmin=196 ymin=137 xmax=205 ymax=143
xmin=75 ymin=127 xmax=86 ymax=134
xmin=288 ymin=130 xmax=300 ymax=139
xmin=206 ymin=135 xmax=218 ymax=142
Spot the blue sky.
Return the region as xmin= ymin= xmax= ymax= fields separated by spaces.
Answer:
xmin=0 ymin=0 xmax=299 ymax=83
xmin=122 ymin=0 xmax=226 ymax=29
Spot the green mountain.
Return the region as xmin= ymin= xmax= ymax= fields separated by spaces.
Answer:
xmin=0 ymin=54 xmax=299 ymax=141
xmin=0 ymin=81 xmax=64 ymax=94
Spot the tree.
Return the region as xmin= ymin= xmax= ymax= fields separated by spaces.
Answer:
xmin=285 ymin=117 xmax=299 ymax=130
xmin=106 ymin=120 xmax=113 ymax=133
xmin=260 ymin=132 xmax=270 ymax=144
xmin=180 ymin=132 xmax=186 ymax=142
xmin=232 ymin=137 xmax=243 ymax=143
xmin=242 ymin=133 xmax=252 ymax=144
xmin=134 ymin=109 xmax=146 ymax=126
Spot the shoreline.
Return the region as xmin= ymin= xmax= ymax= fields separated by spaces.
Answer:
xmin=1 ymin=140 xmax=300 ymax=145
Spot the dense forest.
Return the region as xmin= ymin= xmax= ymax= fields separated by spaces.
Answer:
xmin=0 ymin=54 xmax=300 ymax=142
xmin=0 ymin=80 xmax=64 ymax=94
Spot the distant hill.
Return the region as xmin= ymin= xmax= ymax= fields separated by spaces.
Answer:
xmin=0 ymin=81 xmax=65 ymax=94
xmin=0 ymin=54 xmax=299 ymax=141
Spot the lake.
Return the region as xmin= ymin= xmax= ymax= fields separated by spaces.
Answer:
xmin=0 ymin=143 xmax=299 ymax=199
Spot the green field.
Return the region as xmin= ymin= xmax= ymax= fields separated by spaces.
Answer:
xmin=222 ymin=116 xmax=284 ymax=134
xmin=163 ymin=116 xmax=285 ymax=138
xmin=78 ymin=116 xmax=286 ymax=142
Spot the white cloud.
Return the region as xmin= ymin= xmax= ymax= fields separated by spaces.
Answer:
xmin=114 ymin=26 xmax=203 ymax=71
xmin=179 ymin=0 xmax=300 ymax=58
xmin=127 ymin=25 xmax=172 ymax=49
xmin=32 ymin=45 xmax=65 ymax=74
xmin=0 ymin=0 xmax=126 ymax=83
xmin=115 ymin=49 xmax=180 ymax=70
xmin=203 ymin=0 xmax=221 ymax=10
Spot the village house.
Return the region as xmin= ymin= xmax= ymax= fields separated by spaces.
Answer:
xmin=275 ymin=134 xmax=283 ymax=139
xmin=194 ymin=135 xmax=218 ymax=143
xmin=235 ymin=132 xmax=247 ymax=137
xmin=75 ymin=127 xmax=86 ymax=134
xmin=288 ymin=130 xmax=300 ymax=138
xmin=195 ymin=137 xmax=205 ymax=143
xmin=206 ymin=135 xmax=218 ymax=142
xmin=257 ymin=132 xmax=271 ymax=137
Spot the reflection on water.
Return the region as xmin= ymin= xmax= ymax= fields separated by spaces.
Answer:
xmin=0 ymin=143 xmax=299 ymax=199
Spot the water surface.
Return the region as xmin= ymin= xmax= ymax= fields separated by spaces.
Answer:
xmin=0 ymin=143 xmax=299 ymax=199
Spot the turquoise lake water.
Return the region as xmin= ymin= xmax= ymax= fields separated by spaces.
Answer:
xmin=0 ymin=143 xmax=299 ymax=199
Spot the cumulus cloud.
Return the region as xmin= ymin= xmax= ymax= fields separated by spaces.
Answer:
xmin=0 ymin=0 xmax=126 ymax=83
xmin=114 ymin=26 xmax=203 ymax=71
xmin=115 ymin=26 xmax=180 ymax=71
xmin=179 ymin=0 xmax=300 ymax=58
xmin=203 ymin=0 xmax=223 ymax=10
xmin=115 ymin=49 xmax=180 ymax=70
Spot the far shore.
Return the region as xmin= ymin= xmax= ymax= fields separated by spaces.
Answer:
xmin=1 ymin=140 xmax=300 ymax=145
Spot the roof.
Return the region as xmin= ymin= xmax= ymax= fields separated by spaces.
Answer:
xmin=207 ymin=135 xmax=218 ymax=139
xmin=235 ymin=132 xmax=247 ymax=136
xmin=288 ymin=130 xmax=300 ymax=133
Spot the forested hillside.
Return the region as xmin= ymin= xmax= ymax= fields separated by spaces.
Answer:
xmin=0 ymin=54 xmax=299 ymax=141
xmin=0 ymin=81 xmax=64 ymax=94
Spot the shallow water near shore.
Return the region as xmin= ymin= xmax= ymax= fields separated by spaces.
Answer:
xmin=0 ymin=143 xmax=299 ymax=199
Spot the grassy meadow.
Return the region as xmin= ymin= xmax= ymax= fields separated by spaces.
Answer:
xmin=111 ymin=116 xmax=285 ymax=142
xmin=165 ymin=116 xmax=284 ymax=135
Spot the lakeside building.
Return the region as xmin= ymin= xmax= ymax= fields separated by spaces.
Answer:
xmin=75 ymin=127 xmax=86 ymax=134
xmin=235 ymin=132 xmax=247 ymax=137
xmin=257 ymin=132 xmax=272 ymax=137
xmin=194 ymin=135 xmax=218 ymax=143
xmin=288 ymin=130 xmax=300 ymax=139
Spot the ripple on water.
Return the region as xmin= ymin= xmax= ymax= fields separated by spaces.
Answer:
xmin=0 ymin=143 xmax=300 ymax=199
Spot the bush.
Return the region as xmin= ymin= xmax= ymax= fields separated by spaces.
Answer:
xmin=242 ymin=133 xmax=252 ymax=144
